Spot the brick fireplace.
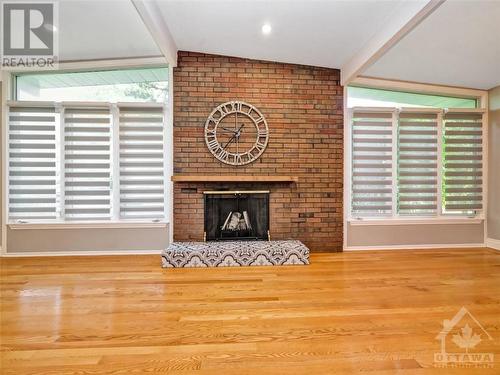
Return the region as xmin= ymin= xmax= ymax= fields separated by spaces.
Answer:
xmin=173 ymin=52 xmax=343 ymax=252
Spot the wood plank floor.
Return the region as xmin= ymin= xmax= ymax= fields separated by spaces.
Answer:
xmin=1 ymin=248 xmax=499 ymax=374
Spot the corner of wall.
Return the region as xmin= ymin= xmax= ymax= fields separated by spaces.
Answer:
xmin=486 ymin=238 xmax=500 ymax=251
xmin=488 ymin=86 xmax=500 ymax=242
xmin=1 ymin=77 xmax=6 ymax=253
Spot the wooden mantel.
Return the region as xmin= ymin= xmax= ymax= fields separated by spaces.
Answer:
xmin=171 ymin=175 xmax=299 ymax=183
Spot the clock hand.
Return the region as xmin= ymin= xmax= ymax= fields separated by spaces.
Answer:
xmin=222 ymin=124 xmax=245 ymax=150
xmin=219 ymin=126 xmax=237 ymax=133
xmin=235 ymin=123 xmax=244 ymax=155
xmin=236 ymin=129 xmax=239 ymax=155
xmin=235 ymin=123 xmax=245 ymax=139
xmin=222 ymin=133 xmax=237 ymax=150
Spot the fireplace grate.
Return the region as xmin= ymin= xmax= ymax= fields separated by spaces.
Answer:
xmin=204 ymin=191 xmax=269 ymax=241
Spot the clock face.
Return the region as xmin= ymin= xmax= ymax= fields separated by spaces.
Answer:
xmin=204 ymin=101 xmax=269 ymax=166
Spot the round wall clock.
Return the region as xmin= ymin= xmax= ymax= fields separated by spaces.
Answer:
xmin=204 ymin=101 xmax=269 ymax=166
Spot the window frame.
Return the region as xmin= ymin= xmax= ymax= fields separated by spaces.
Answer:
xmin=347 ymin=86 xmax=478 ymax=109
xmin=6 ymin=100 xmax=168 ymax=226
xmin=1 ymin=59 xmax=173 ymax=234
xmin=12 ymin=66 xmax=169 ymax=103
xmin=344 ymin=77 xmax=488 ymax=227
xmin=348 ymin=106 xmax=486 ymax=222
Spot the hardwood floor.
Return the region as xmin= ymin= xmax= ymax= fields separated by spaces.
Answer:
xmin=1 ymin=248 xmax=499 ymax=374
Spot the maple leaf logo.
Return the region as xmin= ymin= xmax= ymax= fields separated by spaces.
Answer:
xmin=452 ymin=324 xmax=482 ymax=353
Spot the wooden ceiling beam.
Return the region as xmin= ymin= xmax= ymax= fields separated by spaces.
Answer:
xmin=131 ymin=0 xmax=178 ymax=67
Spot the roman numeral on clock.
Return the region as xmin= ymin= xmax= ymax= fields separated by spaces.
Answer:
xmin=207 ymin=138 xmax=219 ymax=150
xmin=255 ymin=141 xmax=266 ymax=152
xmin=207 ymin=117 xmax=219 ymax=126
xmin=217 ymin=106 xmax=229 ymax=118
xmin=216 ymin=148 xmax=229 ymax=160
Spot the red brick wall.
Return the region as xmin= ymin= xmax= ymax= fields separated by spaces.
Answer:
xmin=173 ymin=52 xmax=343 ymax=251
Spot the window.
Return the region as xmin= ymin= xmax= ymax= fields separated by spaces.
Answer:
xmin=8 ymin=105 xmax=59 ymax=220
xmin=118 ymin=106 xmax=166 ymax=220
xmin=351 ymin=109 xmax=394 ymax=216
xmin=15 ymin=67 xmax=168 ymax=103
xmin=7 ymin=103 xmax=166 ymax=223
xmin=63 ymin=105 xmax=113 ymax=221
xmin=398 ymin=110 xmax=440 ymax=215
xmin=442 ymin=111 xmax=484 ymax=215
xmin=8 ymin=67 xmax=168 ymax=223
xmin=349 ymin=107 xmax=485 ymax=220
xmin=348 ymin=86 xmax=477 ymax=109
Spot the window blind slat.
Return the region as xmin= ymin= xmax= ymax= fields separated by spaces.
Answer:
xmin=399 ymin=188 xmax=436 ymax=194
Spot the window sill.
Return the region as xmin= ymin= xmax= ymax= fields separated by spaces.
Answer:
xmin=348 ymin=217 xmax=484 ymax=226
xmin=8 ymin=221 xmax=169 ymax=230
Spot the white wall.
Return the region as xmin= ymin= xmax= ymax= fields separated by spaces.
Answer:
xmin=0 ymin=81 xmax=3 ymax=252
xmin=347 ymin=223 xmax=484 ymax=249
xmin=6 ymin=226 xmax=169 ymax=253
xmin=488 ymin=86 xmax=500 ymax=241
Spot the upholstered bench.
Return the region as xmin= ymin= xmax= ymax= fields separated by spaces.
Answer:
xmin=162 ymin=240 xmax=309 ymax=268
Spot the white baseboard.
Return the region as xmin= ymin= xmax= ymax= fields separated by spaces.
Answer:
xmin=486 ymin=238 xmax=500 ymax=251
xmin=344 ymin=243 xmax=486 ymax=251
xmin=1 ymin=249 xmax=163 ymax=257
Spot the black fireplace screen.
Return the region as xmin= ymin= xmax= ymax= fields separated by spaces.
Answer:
xmin=204 ymin=191 xmax=269 ymax=241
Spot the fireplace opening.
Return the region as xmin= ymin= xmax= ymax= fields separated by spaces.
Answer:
xmin=204 ymin=191 xmax=269 ymax=241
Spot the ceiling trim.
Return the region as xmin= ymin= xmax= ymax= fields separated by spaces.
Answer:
xmin=58 ymin=56 xmax=166 ymax=72
xmin=131 ymin=0 xmax=178 ymax=67
xmin=353 ymin=76 xmax=487 ymax=99
xmin=341 ymin=0 xmax=445 ymax=86
xmin=356 ymin=76 xmax=488 ymax=96
xmin=4 ymin=56 xmax=166 ymax=74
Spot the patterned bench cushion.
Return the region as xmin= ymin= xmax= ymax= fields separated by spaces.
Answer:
xmin=162 ymin=240 xmax=310 ymax=268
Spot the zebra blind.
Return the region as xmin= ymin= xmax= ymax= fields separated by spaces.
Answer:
xmin=118 ymin=106 xmax=165 ymax=219
xmin=443 ymin=111 xmax=483 ymax=213
xmin=8 ymin=104 xmax=58 ymax=220
xmin=63 ymin=106 xmax=112 ymax=220
xmin=398 ymin=111 xmax=439 ymax=215
xmin=351 ymin=109 xmax=394 ymax=217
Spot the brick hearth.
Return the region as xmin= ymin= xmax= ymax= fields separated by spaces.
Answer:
xmin=173 ymin=52 xmax=343 ymax=252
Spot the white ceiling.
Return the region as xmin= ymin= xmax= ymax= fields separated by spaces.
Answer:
xmin=59 ymin=0 xmax=160 ymax=61
xmin=55 ymin=0 xmax=499 ymax=90
xmin=155 ymin=0 xmax=409 ymax=69
xmin=364 ymin=0 xmax=500 ymax=90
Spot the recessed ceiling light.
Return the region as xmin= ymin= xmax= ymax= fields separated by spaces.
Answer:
xmin=261 ymin=24 xmax=272 ymax=35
